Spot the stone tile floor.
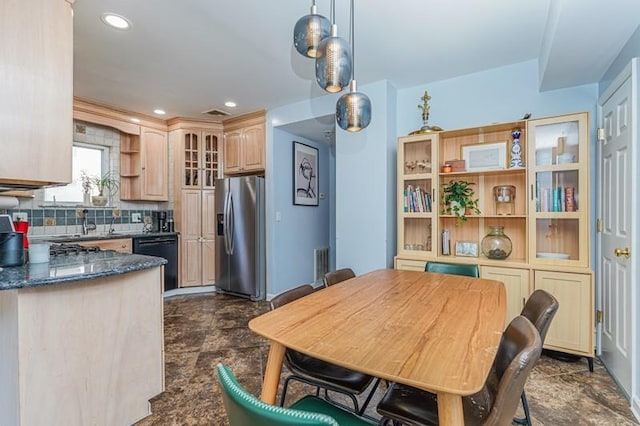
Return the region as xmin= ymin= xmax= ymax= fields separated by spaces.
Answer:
xmin=135 ymin=292 xmax=638 ymax=426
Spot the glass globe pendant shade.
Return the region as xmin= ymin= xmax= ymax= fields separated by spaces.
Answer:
xmin=336 ymin=80 xmax=371 ymax=131
xmin=315 ymin=25 xmax=352 ymax=93
xmin=293 ymin=3 xmax=330 ymax=58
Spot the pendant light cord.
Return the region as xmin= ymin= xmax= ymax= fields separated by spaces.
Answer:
xmin=350 ymin=0 xmax=355 ymax=80
xmin=331 ymin=0 xmax=335 ymax=24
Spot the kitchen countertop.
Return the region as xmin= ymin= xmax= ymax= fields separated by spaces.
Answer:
xmin=32 ymin=231 xmax=179 ymax=243
xmin=0 ymin=251 xmax=167 ymax=291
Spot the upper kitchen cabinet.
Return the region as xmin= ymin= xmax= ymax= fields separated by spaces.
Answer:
xmin=168 ymin=121 xmax=223 ymax=190
xmin=223 ymin=111 xmax=266 ymax=175
xmin=0 ymin=0 xmax=73 ymax=189
xmin=120 ymin=127 xmax=169 ymax=201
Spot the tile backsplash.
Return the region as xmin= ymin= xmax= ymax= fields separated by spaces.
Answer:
xmin=6 ymin=207 xmax=173 ymax=237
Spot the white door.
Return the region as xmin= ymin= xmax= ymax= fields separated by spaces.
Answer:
xmin=597 ymin=61 xmax=636 ymax=397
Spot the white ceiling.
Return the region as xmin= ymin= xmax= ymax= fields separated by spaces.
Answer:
xmin=73 ymin=0 xmax=640 ymax=139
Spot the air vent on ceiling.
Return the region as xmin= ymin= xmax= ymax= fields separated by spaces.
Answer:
xmin=202 ymin=108 xmax=231 ymax=117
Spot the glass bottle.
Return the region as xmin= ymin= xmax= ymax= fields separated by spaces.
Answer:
xmin=481 ymin=226 xmax=512 ymax=260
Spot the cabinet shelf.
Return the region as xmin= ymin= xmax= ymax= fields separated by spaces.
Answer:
xmin=439 ymin=168 xmax=526 ymax=178
xmin=402 ymin=173 xmax=433 ymax=180
xmin=401 ymin=212 xmax=434 ymax=218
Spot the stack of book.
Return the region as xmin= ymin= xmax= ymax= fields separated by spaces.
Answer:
xmin=404 ymin=185 xmax=432 ymax=212
xmin=536 ymin=186 xmax=577 ymax=212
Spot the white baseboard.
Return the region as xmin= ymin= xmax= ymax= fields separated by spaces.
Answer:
xmin=632 ymin=395 xmax=640 ymax=424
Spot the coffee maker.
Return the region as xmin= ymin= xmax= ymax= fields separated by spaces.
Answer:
xmin=152 ymin=211 xmax=168 ymax=233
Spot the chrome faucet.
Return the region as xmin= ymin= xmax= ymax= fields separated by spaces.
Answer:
xmin=81 ymin=209 xmax=96 ymax=235
xmin=108 ymin=216 xmax=116 ymax=234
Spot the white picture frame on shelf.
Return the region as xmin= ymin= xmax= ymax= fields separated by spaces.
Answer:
xmin=455 ymin=241 xmax=479 ymax=257
xmin=462 ymin=142 xmax=507 ymax=171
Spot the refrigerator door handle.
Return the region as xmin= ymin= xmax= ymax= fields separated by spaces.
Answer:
xmin=223 ymin=190 xmax=231 ymax=255
xmin=228 ymin=192 xmax=235 ymax=255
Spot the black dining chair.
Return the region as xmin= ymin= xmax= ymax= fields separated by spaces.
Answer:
xmin=270 ymin=284 xmax=381 ymax=416
xmin=425 ymin=260 xmax=480 ymax=277
xmin=323 ymin=268 xmax=356 ymax=287
xmin=376 ymin=315 xmax=543 ymax=426
xmin=514 ymin=289 xmax=559 ymax=426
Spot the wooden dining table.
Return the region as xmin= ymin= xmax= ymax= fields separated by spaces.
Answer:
xmin=248 ymin=268 xmax=506 ymax=426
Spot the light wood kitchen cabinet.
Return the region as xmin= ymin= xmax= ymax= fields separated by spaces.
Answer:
xmin=120 ymin=126 xmax=169 ymax=201
xmin=481 ymin=266 xmax=529 ymax=328
xmin=223 ymin=111 xmax=266 ymax=175
xmin=394 ymin=258 xmax=427 ymax=271
xmin=169 ymin=121 xmax=223 ymax=287
xmin=78 ymin=238 xmax=132 ymax=254
xmin=0 ymin=0 xmax=73 ymax=188
xmin=534 ymin=270 xmax=593 ymax=356
xmin=177 ymin=190 xmax=216 ymax=287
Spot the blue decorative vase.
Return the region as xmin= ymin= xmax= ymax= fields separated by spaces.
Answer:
xmin=509 ymin=128 xmax=524 ymax=169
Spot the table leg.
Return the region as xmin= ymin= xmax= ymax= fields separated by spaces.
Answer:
xmin=260 ymin=342 xmax=286 ymax=404
xmin=437 ymin=392 xmax=464 ymax=426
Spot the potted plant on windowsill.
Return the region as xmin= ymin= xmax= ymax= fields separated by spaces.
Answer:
xmin=90 ymin=171 xmax=119 ymax=207
xmin=442 ymin=180 xmax=481 ymax=223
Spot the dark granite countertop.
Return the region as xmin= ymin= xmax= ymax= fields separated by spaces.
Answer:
xmin=0 ymin=251 xmax=167 ymax=291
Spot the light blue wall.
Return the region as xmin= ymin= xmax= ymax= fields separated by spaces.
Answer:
xmin=599 ymin=24 xmax=640 ymax=96
xmin=335 ymin=80 xmax=397 ymax=273
xmin=269 ymin=129 xmax=330 ymax=296
xmin=266 ymin=81 xmax=397 ymax=295
xmin=397 ymin=60 xmax=597 ymax=136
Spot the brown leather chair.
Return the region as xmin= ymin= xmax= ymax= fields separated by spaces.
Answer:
xmin=376 ymin=315 xmax=543 ymax=426
xmin=323 ymin=268 xmax=356 ymax=287
xmin=270 ymin=284 xmax=380 ymax=416
xmin=515 ymin=289 xmax=559 ymax=426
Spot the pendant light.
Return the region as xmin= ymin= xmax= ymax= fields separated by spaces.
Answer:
xmin=336 ymin=0 xmax=371 ymax=131
xmin=293 ymin=0 xmax=330 ymax=58
xmin=315 ymin=0 xmax=352 ymax=93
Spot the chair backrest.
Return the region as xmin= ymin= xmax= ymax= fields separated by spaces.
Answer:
xmin=270 ymin=284 xmax=315 ymax=310
xmin=323 ymin=268 xmax=356 ymax=287
xmin=425 ymin=261 xmax=480 ymax=278
xmin=216 ymin=363 xmax=339 ymax=426
xmin=520 ymin=289 xmax=559 ymax=343
xmin=481 ymin=316 xmax=542 ymax=426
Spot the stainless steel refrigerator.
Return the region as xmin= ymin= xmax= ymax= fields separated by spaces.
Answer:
xmin=215 ymin=176 xmax=265 ymax=300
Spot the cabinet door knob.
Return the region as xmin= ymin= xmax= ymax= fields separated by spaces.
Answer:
xmin=614 ymin=247 xmax=630 ymax=258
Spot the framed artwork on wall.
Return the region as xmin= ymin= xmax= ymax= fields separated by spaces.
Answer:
xmin=293 ymin=141 xmax=318 ymax=206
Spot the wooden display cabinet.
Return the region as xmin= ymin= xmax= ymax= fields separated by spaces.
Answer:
xmin=437 ymin=121 xmax=528 ymax=265
xmin=396 ymin=133 xmax=437 ymax=258
xmin=527 ymin=112 xmax=590 ymax=267
xmin=394 ymin=112 xmax=594 ymax=362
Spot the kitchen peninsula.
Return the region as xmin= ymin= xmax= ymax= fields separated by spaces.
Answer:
xmin=0 ymin=251 xmax=166 ymax=426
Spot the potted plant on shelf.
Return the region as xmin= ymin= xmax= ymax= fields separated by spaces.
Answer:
xmin=90 ymin=171 xmax=119 ymax=207
xmin=442 ymin=180 xmax=481 ymax=223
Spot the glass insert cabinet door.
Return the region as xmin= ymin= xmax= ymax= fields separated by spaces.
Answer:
xmin=397 ymin=134 xmax=437 ymax=257
xmin=527 ymin=112 xmax=590 ymax=267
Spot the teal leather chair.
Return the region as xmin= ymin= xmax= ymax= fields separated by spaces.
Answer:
xmin=216 ymin=363 xmax=376 ymax=426
xmin=425 ymin=261 xmax=480 ymax=278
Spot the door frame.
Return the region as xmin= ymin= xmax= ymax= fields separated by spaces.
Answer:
xmin=597 ymin=57 xmax=640 ymax=419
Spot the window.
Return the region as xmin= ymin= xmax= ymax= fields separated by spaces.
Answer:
xmin=44 ymin=143 xmax=109 ymax=203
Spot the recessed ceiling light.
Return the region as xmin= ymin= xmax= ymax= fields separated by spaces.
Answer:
xmin=130 ymin=117 xmax=140 ymax=123
xmin=224 ymin=101 xmax=237 ymax=108
xmin=153 ymin=109 xmax=166 ymax=115
xmin=100 ymin=13 xmax=131 ymax=30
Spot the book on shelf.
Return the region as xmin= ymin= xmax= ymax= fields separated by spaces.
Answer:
xmin=536 ymin=185 xmax=577 ymax=212
xmin=405 ymin=184 xmax=432 ymax=213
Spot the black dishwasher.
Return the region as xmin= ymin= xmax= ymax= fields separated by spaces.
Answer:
xmin=132 ymin=234 xmax=178 ymax=291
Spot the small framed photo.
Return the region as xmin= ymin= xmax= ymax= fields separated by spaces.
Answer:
xmin=293 ymin=141 xmax=319 ymax=206
xmin=461 ymin=142 xmax=507 ymax=171
xmin=455 ymin=241 xmax=479 ymax=257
